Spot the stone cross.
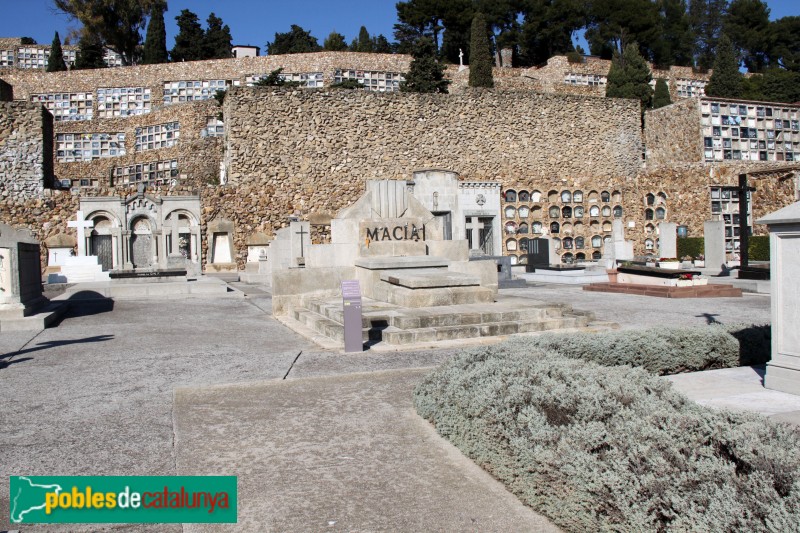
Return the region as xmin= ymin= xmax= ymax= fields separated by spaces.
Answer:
xmin=67 ymin=211 xmax=94 ymax=257
xmin=465 ymin=217 xmax=484 ymax=250
xmin=459 ymin=49 xmax=464 ymax=67
xmin=295 ymin=225 xmax=309 ymax=258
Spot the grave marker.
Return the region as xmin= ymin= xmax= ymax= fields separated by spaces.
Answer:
xmin=341 ymin=280 xmax=363 ymax=353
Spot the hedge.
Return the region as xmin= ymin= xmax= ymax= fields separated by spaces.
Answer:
xmin=501 ymin=325 xmax=770 ymax=375
xmin=749 ymin=235 xmax=770 ymax=261
xmin=677 ymin=237 xmax=704 ymax=259
xmin=415 ymin=347 xmax=800 ymax=532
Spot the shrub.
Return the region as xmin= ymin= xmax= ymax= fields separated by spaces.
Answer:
xmin=501 ymin=325 xmax=769 ymax=375
xmin=749 ymin=235 xmax=770 ymax=261
xmin=677 ymin=237 xmax=704 ymax=260
xmin=415 ymin=347 xmax=800 ymax=532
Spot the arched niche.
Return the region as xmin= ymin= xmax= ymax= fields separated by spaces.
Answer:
xmin=550 ymin=221 xmax=560 ymax=234
xmin=560 ymin=190 xmax=572 ymax=203
xmin=562 ymin=222 xmax=573 ymax=234
xmin=531 ymin=190 xmax=542 ymax=202
xmin=518 ymin=190 xmax=530 ymax=202
xmin=547 ymin=190 xmax=558 ymax=203
xmin=504 ymin=205 xmax=516 ymax=218
xmin=549 ymin=206 xmax=560 ymax=218
xmin=562 ymin=206 xmax=572 ymax=218
xmin=573 ymin=190 xmax=584 ymax=203
xmin=601 ymin=191 xmax=610 ymax=203
xmin=518 ymin=222 xmax=529 ymax=234
xmin=506 ymin=238 xmax=518 ymax=251
xmin=504 ymin=189 xmax=517 ymax=202
xmin=518 ymin=205 xmax=530 ymax=218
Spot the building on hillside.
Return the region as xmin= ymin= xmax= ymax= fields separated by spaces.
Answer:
xmin=232 ymin=45 xmax=259 ymax=58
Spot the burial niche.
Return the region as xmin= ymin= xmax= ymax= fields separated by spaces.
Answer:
xmin=130 ymin=217 xmax=154 ymax=268
xmin=90 ymin=216 xmax=114 ymax=271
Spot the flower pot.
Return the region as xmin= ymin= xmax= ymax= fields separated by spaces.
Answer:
xmin=694 ymin=260 xmax=705 ymax=268
xmin=676 ymin=279 xmax=693 ymax=287
xmin=606 ymin=269 xmax=618 ymax=283
xmin=659 ymin=262 xmax=680 ymax=270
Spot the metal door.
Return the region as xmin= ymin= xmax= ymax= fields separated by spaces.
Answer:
xmin=91 ymin=235 xmax=113 ymax=271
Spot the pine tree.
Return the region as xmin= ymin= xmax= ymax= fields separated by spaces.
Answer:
xmin=705 ymin=34 xmax=744 ymax=98
xmin=203 ymin=13 xmax=233 ymax=59
xmin=468 ymin=13 xmax=493 ymax=88
xmin=372 ymin=34 xmax=392 ymax=54
xmin=323 ymin=31 xmax=348 ymax=51
xmin=652 ymin=78 xmax=672 ymax=108
xmin=266 ymin=25 xmax=322 ymax=55
xmin=606 ymin=43 xmax=653 ymax=111
xmin=74 ymin=34 xmax=106 ymax=69
xmin=400 ymin=37 xmax=449 ymax=93
xmin=171 ymin=9 xmax=205 ymax=62
xmin=47 ymin=31 xmax=68 ymax=72
xmin=142 ymin=1 xmax=168 ymax=64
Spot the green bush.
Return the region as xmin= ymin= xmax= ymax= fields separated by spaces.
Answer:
xmin=415 ymin=347 xmax=800 ymax=532
xmin=677 ymin=237 xmax=704 ymax=259
xmin=749 ymin=235 xmax=770 ymax=261
xmin=502 ymin=325 xmax=769 ymax=375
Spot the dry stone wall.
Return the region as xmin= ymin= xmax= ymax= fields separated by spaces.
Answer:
xmin=223 ymin=86 xmax=642 ymax=194
xmin=644 ymin=98 xmax=703 ymax=167
xmin=0 ymin=101 xmax=52 ymax=200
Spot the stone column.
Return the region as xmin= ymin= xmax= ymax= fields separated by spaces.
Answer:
xmin=758 ymin=203 xmax=800 ymax=394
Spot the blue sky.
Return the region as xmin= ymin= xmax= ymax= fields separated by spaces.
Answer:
xmin=0 ymin=0 xmax=796 ymax=53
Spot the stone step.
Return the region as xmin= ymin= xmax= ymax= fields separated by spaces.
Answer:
xmin=380 ymin=282 xmax=495 ymax=308
xmin=381 ymin=315 xmax=590 ymax=345
xmin=307 ymin=298 xmax=573 ymax=330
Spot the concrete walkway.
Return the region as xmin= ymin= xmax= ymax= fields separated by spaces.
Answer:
xmin=175 ymin=369 xmax=559 ymax=532
xmin=666 ymin=365 xmax=800 ymax=425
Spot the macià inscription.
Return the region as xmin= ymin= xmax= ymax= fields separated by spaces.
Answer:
xmin=359 ymin=218 xmax=430 ymax=243
xmin=365 ymin=223 xmax=426 ymax=242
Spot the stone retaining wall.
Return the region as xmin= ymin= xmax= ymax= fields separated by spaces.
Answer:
xmin=0 ymin=101 xmax=52 ymax=200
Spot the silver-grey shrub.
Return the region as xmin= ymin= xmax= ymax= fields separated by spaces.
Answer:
xmin=414 ymin=346 xmax=800 ymax=532
xmin=502 ymin=326 xmax=763 ymax=375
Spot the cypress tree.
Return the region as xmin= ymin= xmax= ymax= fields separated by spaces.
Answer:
xmin=705 ymin=34 xmax=744 ymax=99
xmin=355 ymin=26 xmax=373 ymax=53
xmin=400 ymin=37 xmax=450 ymax=93
xmin=171 ymin=9 xmax=205 ymax=62
xmin=74 ymin=34 xmax=106 ymax=70
xmin=142 ymin=2 xmax=168 ymax=64
xmin=47 ymin=31 xmax=68 ymax=72
xmin=203 ymin=13 xmax=233 ymax=59
xmin=606 ymin=43 xmax=653 ymax=111
xmin=469 ymin=13 xmax=493 ymax=88
xmin=652 ymin=78 xmax=672 ymax=108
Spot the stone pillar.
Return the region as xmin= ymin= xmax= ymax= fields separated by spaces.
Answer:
xmin=658 ymin=222 xmax=677 ymax=259
xmin=703 ymin=221 xmax=726 ymax=274
xmin=758 ymin=203 xmax=800 ymax=394
xmin=500 ymin=48 xmax=513 ymax=68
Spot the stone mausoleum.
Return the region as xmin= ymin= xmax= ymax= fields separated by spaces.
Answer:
xmin=0 ymin=49 xmax=797 ymax=273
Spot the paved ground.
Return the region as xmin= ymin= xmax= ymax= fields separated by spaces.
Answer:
xmin=0 ymin=283 xmax=774 ymax=531
xmin=513 ymin=284 xmax=770 ymax=329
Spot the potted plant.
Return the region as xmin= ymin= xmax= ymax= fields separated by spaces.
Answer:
xmin=677 ymin=273 xmax=694 ymax=287
xmin=694 ymin=254 xmax=705 ymax=268
xmin=658 ymin=257 xmax=681 ymax=270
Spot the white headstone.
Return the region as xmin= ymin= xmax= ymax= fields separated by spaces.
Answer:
xmin=758 ymin=202 xmax=800 ymax=394
xmin=611 ymin=219 xmax=634 ymax=261
xmin=658 ymin=222 xmax=677 ymax=259
xmin=703 ymin=220 xmax=726 ymax=273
